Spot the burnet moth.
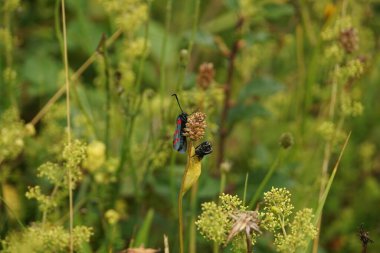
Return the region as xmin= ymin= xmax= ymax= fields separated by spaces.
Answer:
xmin=172 ymin=94 xmax=188 ymax=153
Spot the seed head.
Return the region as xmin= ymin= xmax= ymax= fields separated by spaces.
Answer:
xmin=339 ymin=27 xmax=359 ymax=54
xmin=279 ymin=132 xmax=294 ymax=149
xmin=197 ymin=63 xmax=215 ymax=90
xmin=226 ymin=211 xmax=261 ymax=244
xmin=184 ymin=112 xmax=207 ymax=141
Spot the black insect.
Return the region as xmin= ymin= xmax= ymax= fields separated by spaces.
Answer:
xmin=358 ymin=223 xmax=373 ymax=253
xmin=195 ymin=141 xmax=213 ymax=160
xmin=172 ymin=94 xmax=188 ymax=153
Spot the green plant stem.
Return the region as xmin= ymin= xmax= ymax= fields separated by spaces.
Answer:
xmin=169 ymin=152 xmax=177 ymax=215
xmin=159 ymin=0 xmax=172 ymax=128
xmin=178 ymin=141 xmax=193 ymax=253
xmin=60 ymin=0 xmax=73 ymax=251
xmin=243 ymin=173 xmax=249 ymax=206
xmin=189 ymin=182 xmax=198 ymax=253
xmin=187 ymin=0 xmax=201 ymax=57
xmin=219 ymin=170 xmax=226 ymax=194
xmin=280 ymin=215 xmax=287 ymax=237
xmin=213 ymin=242 xmax=219 ymax=253
xmin=249 ymin=150 xmax=284 ymax=209
xmin=101 ymin=34 xmax=111 ymax=158
xmin=313 ymin=65 xmax=340 ymax=253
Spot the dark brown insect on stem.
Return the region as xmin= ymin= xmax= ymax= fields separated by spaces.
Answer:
xmin=216 ymin=16 xmax=244 ymax=173
xmin=358 ymin=224 xmax=373 ymax=253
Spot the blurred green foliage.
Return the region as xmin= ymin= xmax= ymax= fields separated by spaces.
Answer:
xmin=1 ymin=0 xmax=380 ymax=252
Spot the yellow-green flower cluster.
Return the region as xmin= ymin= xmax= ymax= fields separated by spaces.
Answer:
xmin=341 ymin=94 xmax=363 ymax=117
xmin=97 ymin=0 xmax=148 ymax=33
xmin=274 ymin=209 xmax=317 ymax=253
xmin=263 ymin=187 xmax=294 ymax=222
xmin=323 ymin=44 xmax=344 ymax=63
xmin=317 ymin=121 xmax=335 ymax=141
xmin=1 ymin=223 xmax=93 ymax=253
xmin=195 ymin=201 xmax=230 ymax=244
xmin=0 ymin=108 xmax=27 ymax=162
xmin=334 ymin=59 xmax=364 ymax=82
xmin=26 ymin=185 xmax=57 ymax=213
xmin=26 ymin=140 xmax=87 ymax=213
xmin=62 ymin=140 xmax=87 ymax=189
xmin=105 ymin=209 xmax=121 ymax=225
xmin=37 ymin=162 xmax=64 ymax=186
xmin=83 ymin=140 xmax=106 ymax=172
xmin=321 ymin=16 xmax=353 ymax=41
xmin=124 ymin=37 xmax=149 ymax=59
xmin=93 ymin=157 xmax=119 ymax=184
xmin=220 ymin=193 xmax=246 ymax=213
xmin=261 ymin=188 xmax=317 ymax=253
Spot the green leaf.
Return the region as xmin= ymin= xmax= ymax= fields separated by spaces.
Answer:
xmin=244 ymin=31 xmax=272 ymax=45
xmin=238 ymin=76 xmax=284 ymax=100
xmin=22 ymin=50 xmax=60 ymax=96
xmin=263 ymin=3 xmax=295 ymax=21
xmin=148 ymin=21 xmax=178 ymax=66
xmin=134 ymin=209 xmax=155 ymax=247
xmin=227 ymin=103 xmax=270 ymax=126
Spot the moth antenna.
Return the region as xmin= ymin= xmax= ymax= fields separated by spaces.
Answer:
xmin=172 ymin=94 xmax=184 ymax=113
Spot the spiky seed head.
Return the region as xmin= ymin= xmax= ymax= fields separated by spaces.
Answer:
xmin=226 ymin=210 xmax=261 ymax=244
xmin=197 ymin=63 xmax=215 ymax=90
xmin=339 ymin=27 xmax=359 ymax=54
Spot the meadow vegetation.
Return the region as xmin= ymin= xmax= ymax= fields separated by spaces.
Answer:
xmin=1 ymin=0 xmax=379 ymax=252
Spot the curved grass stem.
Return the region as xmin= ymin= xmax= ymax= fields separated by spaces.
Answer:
xmin=60 ymin=0 xmax=73 ymax=251
xmin=178 ymin=141 xmax=193 ymax=253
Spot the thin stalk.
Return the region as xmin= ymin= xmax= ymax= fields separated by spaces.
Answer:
xmin=216 ymin=19 xmax=243 ymax=171
xmin=312 ymin=67 xmax=339 ymax=253
xmin=178 ymin=141 xmax=193 ymax=253
xmin=100 ymin=34 xmax=111 ymax=158
xmin=187 ymin=0 xmax=201 ymax=57
xmin=189 ymin=182 xmax=198 ymax=253
xmin=60 ymin=0 xmax=73 ymax=251
xmin=169 ymin=152 xmax=177 ymax=215
xmin=219 ymin=170 xmax=226 ymax=194
xmin=135 ymin=2 xmax=151 ymax=93
xmin=245 ymin=233 xmax=253 ymax=253
xmin=159 ymin=0 xmax=172 ymax=128
xmin=243 ymin=173 xmax=249 ymax=206
xmin=249 ymin=150 xmax=283 ymax=209
xmin=213 ymin=243 xmax=219 ymax=253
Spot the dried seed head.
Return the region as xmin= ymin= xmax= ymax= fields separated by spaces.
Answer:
xmin=197 ymin=63 xmax=215 ymax=90
xmin=339 ymin=27 xmax=359 ymax=54
xmin=226 ymin=210 xmax=261 ymax=244
xmin=184 ymin=112 xmax=207 ymax=141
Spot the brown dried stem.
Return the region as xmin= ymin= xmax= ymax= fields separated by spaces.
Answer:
xmin=216 ymin=17 xmax=244 ymax=172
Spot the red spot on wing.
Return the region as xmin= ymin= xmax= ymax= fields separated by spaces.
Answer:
xmin=173 ymin=138 xmax=180 ymax=144
xmin=177 ymin=118 xmax=181 ymax=124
